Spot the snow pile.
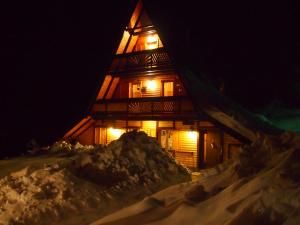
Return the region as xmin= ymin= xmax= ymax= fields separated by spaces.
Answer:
xmin=49 ymin=141 xmax=95 ymax=153
xmin=91 ymin=132 xmax=300 ymax=225
xmin=0 ymin=131 xmax=190 ymax=225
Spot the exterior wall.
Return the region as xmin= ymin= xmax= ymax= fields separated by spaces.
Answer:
xmin=112 ymin=74 xmax=186 ymax=99
xmin=223 ymin=133 xmax=242 ymax=161
xmin=203 ymin=130 xmax=222 ymax=168
xmin=93 ymin=119 xmax=243 ymax=170
xmin=172 ymin=130 xmax=198 ymax=168
xmin=77 ymin=126 xmax=95 ymax=145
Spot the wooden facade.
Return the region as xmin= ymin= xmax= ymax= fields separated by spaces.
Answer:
xmin=64 ymin=0 xmax=246 ymax=170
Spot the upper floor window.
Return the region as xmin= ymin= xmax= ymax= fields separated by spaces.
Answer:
xmin=129 ymin=80 xmax=173 ymax=98
xmin=134 ymin=33 xmax=162 ymax=52
xmin=163 ymin=81 xmax=173 ymax=97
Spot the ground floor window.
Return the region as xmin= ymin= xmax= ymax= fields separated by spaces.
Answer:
xmin=140 ymin=121 xmax=156 ymax=137
xmin=95 ymin=127 xmax=126 ymax=144
xmin=159 ymin=129 xmax=198 ymax=168
xmin=94 ymin=120 xmax=241 ymax=170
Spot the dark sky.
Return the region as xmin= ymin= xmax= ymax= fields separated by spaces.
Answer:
xmin=1 ymin=0 xmax=299 ymax=157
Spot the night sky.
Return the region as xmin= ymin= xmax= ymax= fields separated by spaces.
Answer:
xmin=1 ymin=0 xmax=299 ymax=157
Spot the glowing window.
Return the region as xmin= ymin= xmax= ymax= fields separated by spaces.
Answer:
xmin=145 ymin=34 xmax=158 ymax=50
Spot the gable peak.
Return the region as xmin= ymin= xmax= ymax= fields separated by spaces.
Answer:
xmin=116 ymin=0 xmax=164 ymax=55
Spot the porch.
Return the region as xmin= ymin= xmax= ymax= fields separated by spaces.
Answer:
xmin=93 ymin=96 xmax=196 ymax=119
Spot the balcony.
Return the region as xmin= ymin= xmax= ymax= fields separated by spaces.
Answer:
xmin=93 ymin=96 xmax=197 ymax=120
xmin=108 ymin=48 xmax=173 ymax=75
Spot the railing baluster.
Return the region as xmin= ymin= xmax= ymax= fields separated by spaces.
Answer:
xmin=108 ymin=49 xmax=172 ymax=73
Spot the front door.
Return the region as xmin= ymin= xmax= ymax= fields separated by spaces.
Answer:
xmin=204 ymin=130 xmax=222 ymax=168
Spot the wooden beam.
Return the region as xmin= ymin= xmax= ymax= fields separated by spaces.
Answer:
xmin=92 ymin=114 xmax=200 ymax=121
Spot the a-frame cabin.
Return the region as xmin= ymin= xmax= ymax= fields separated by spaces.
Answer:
xmin=64 ymin=0 xmax=254 ymax=170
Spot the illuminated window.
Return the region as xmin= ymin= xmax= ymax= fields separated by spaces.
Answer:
xmin=129 ymin=80 xmax=160 ymax=98
xmin=145 ymin=35 xmax=158 ymax=50
xmin=107 ymin=128 xmax=126 ymax=143
xmin=141 ymin=121 xmax=156 ymax=137
xmin=163 ymin=81 xmax=173 ymax=97
xmin=146 ymin=80 xmax=157 ymax=91
xmin=188 ymin=131 xmax=198 ymax=140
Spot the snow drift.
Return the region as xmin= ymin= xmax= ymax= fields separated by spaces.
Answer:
xmin=91 ymin=132 xmax=300 ymax=225
xmin=0 ymin=131 xmax=190 ymax=225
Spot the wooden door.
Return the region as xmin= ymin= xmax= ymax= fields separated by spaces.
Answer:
xmin=204 ymin=130 xmax=222 ymax=168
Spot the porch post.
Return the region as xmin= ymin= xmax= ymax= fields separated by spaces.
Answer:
xmin=198 ymin=129 xmax=206 ymax=169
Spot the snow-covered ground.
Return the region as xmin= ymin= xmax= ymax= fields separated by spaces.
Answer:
xmin=91 ymin=132 xmax=300 ymax=225
xmin=1 ymin=131 xmax=300 ymax=225
xmin=258 ymin=104 xmax=300 ymax=132
xmin=0 ymin=131 xmax=190 ymax=225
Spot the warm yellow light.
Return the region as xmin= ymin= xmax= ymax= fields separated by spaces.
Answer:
xmin=188 ymin=131 xmax=197 ymax=140
xmin=146 ymin=35 xmax=158 ymax=50
xmin=108 ymin=127 xmax=122 ymax=139
xmin=146 ymin=80 xmax=156 ymax=91
xmin=147 ymin=35 xmax=157 ymax=44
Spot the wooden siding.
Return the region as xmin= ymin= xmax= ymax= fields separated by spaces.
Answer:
xmin=77 ymin=126 xmax=94 ymax=145
xmin=199 ymin=121 xmax=214 ymax=127
xmin=64 ymin=116 xmax=94 ymax=141
xmin=172 ymin=130 xmax=198 ymax=168
xmin=158 ymin=121 xmax=174 ymax=128
xmin=128 ymin=120 xmax=141 ymax=127
xmin=111 ymin=74 xmax=186 ymax=99
xmin=175 ymin=121 xmax=196 ymax=130
xmin=180 ymin=100 xmax=194 ymax=112
xmin=141 ymin=121 xmax=156 ymax=137
xmin=99 ymin=128 xmax=107 ymax=144
xmin=140 ymin=80 xmax=161 ymax=97
xmin=114 ymin=120 xmax=127 ymax=128
xmin=95 ymin=127 xmax=107 ymax=145
xmin=223 ymin=133 xmax=242 ymax=161
xmin=92 ymin=104 xmax=106 ymax=113
xmin=95 ymin=127 xmax=100 ymax=144
xmin=107 ymin=102 xmax=127 ymax=112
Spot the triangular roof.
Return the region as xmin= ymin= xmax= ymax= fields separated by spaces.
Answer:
xmin=88 ymin=0 xmax=167 ymax=106
xmin=67 ymin=0 xmax=283 ymax=142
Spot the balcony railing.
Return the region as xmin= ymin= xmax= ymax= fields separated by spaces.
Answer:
xmin=93 ymin=96 xmax=195 ymax=118
xmin=108 ymin=48 xmax=172 ymax=74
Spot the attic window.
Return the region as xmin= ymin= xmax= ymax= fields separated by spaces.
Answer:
xmin=132 ymin=33 xmax=161 ymax=51
xmin=145 ymin=34 xmax=159 ymax=50
xmin=146 ymin=35 xmax=158 ymax=49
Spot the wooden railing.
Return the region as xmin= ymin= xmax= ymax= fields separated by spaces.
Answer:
xmin=93 ymin=96 xmax=195 ymax=116
xmin=108 ymin=48 xmax=172 ymax=74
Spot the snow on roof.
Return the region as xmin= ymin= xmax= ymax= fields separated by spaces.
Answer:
xmin=180 ymin=70 xmax=283 ymax=142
